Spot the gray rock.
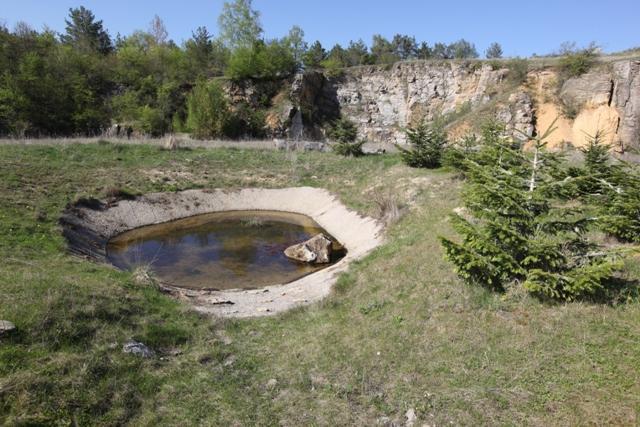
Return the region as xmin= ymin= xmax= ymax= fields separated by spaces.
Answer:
xmin=612 ymin=60 xmax=640 ymax=151
xmin=122 ymin=340 xmax=155 ymax=358
xmin=0 ymin=320 xmax=16 ymax=336
xmin=284 ymin=233 xmax=333 ymax=264
xmin=285 ymin=241 xmax=317 ymax=263
xmin=495 ymin=91 xmax=535 ymax=141
xmin=333 ymin=62 xmax=508 ymax=145
xmin=560 ymin=71 xmax=613 ymax=107
xmin=405 ymin=408 xmax=417 ymax=427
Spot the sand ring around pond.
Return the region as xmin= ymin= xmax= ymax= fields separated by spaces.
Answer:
xmin=60 ymin=187 xmax=384 ymax=318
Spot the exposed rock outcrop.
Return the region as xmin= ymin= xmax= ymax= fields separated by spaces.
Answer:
xmin=224 ymin=59 xmax=640 ymax=150
xmin=612 ymin=60 xmax=640 ymax=151
xmin=560 ymin=71 xmax=614 ymax=107
xmin=496 ymin=91 xmax=536 ymax=140
xmin=332 ymin=62 xmax=508 ymax=144
xmin=531 ymin=62 xmax=640 ymax=150
xmin=284 ymin=233 xmax=333 ymax=264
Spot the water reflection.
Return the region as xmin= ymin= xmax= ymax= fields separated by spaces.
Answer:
xmin=107 ymin=211 xmax=344 ymax=290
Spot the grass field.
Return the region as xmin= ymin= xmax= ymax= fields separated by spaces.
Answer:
xmin=0 ymin=142 xmax=639 ymax=425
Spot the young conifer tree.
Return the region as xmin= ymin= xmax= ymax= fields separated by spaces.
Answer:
xmin=439 ymin=120 xmax=622 ymax=300
xmin=570 ymin=131 xmax=640 ymax=243
xmin=398 ymin=120 xmax=447 ymax=168
xmin=598 ymin=163 xmax=640 ymax=243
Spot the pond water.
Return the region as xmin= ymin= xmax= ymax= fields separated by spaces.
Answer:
xmin=106 ymin=211 xmax=344 ymax=290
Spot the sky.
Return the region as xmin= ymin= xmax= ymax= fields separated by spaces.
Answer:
xmin=2 ymin=0 xmax=639 ymax=56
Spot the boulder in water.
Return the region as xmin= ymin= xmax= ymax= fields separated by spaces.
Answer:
xmin=284 ymin=233 xmax=333 ymax=264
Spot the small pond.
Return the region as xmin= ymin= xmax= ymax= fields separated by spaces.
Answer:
xmin=106 ymin=211 xmax=345 ymax=290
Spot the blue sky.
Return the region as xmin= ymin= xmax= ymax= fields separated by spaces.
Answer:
xmin=2 ymin=0 xmax=639 ymax=56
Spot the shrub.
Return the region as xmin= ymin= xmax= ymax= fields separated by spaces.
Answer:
xmin=186 ymin=79 xmax=230 ymax=139
xmin=600 ymin=183 xmax=640 ymax=243
xmin=137 ymin=105 xmax=166 ymax=136
xmin=559 ymin=43 xmax=599 ymax=77
xmin=505 ymin=57 xmax=530 ymax=85
xmin=398 ymin=120 xmax=447 ymax=168
xmin=223 ymin=102 xmax=266 ymax=139
xmin=485 ymin=42 xmax=503 ymax=59
xmin=332 ymin=139 xmax=365 ymax=157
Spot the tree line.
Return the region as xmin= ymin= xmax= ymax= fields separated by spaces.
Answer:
xmin=0 ymin=0 xmax=504 ymax=138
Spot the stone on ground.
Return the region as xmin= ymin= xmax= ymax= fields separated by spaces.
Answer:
xmin=284 ymin=233 xmax=333 ymax=264
xmin=0 ymin=320 xmax=16 ymax=336
xmin=122 ymin=340 xmax=155 ymax=358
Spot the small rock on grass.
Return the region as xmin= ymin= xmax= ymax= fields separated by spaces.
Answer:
xmin=122 ymin=340 xmax=155 ymax=358
xmin=0 ymin=320 xmax=16 ymax=336
xmin=405 ymin=408 xmax=417 ymax=426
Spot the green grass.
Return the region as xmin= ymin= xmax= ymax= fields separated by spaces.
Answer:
xmin=0 ymin=142 xmax=639 ymax=425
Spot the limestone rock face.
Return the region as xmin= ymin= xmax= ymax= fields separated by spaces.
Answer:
xmin=332 ymin=62 xmax=508 ymax=144
xmin=284 ymin=233 xmax=333 ymax=264
xmin=612 ymin=60 xmax=640 ymax=151
xmin=496 ymin=91 xmax=536 ymax=141
xmin=560 ymin=72 xmax=614 ymax=107
xmin=223 ymin=59 xmax=640 ymax=150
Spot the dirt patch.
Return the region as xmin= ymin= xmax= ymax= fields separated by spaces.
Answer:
xmin=60 ymin=187 xmax=384 ymax=318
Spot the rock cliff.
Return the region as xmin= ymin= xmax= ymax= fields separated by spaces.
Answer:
xmin=532 ymin=61 xmax=640 ymax=150
xmin=330 ymin=61 xmax=509 ymax=144
xmin=226 ymin=59 xmax=640 ymax=150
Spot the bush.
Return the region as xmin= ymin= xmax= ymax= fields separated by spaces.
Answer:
xmin=186 ymin=79 xmax=230 ymax=139
xmin=505 ymin=57 xmax=530 ymax=85
xmin=137 ymin=105 xmax=166 ymax=136
xmin=559 ymin=43 xmax=599 ymax=77
xmin=398 ymin=120 xmax=447 ymax=168
xmin=223 ymin=102 xmax=266 ymax=139
xmin=333 ymin=139 xmax=365 ymax=157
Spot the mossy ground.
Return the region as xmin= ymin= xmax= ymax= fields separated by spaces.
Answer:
xmin=1 ymin=142 xmax=639 ymax=425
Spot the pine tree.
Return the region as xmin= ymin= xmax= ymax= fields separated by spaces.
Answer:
xmin=440 ymin=121 xmax=622 ymax=300
xmin=61 ymin=6 xmax=113 ymax=55
xmin=485 ymin=42 xmax=503 ymax=59
xmin=569 ymin=131 xmax=640 ymax=243
xmin=598 ymin=162 xmax=640 ymax=243
xmin=328 ymin=117 xmax=364 ymax=156
xmin=398 ymin=120 xmax=447 ymax=168
xmin=302 ymin=41 xmax=326 ymax=68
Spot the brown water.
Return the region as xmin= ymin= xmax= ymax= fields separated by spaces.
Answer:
xmin=106 ymin=211 xmax=344 ymax=290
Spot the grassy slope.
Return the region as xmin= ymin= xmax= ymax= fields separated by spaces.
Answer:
xmin=0 ymin=143 xmax=638 ymax=426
